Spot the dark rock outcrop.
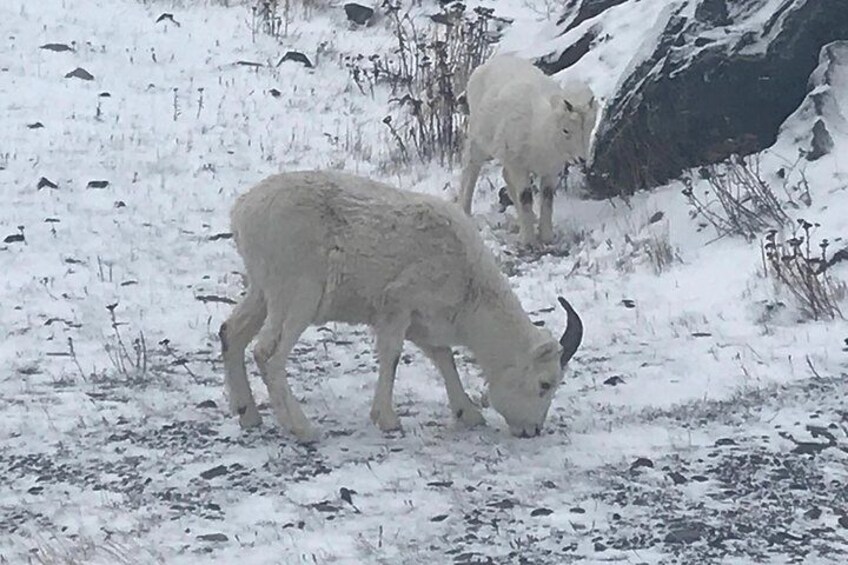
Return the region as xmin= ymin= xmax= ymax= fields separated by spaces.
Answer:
xmin=536 ymin=26 xmax=598 ymax=76
xmin=542 ymin=0 xmax=848 ymax=197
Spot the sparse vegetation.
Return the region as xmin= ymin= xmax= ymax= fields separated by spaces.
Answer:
xmin=346 ymin=3 xmax=502 ymax=167
xmin=104 ymin=302 xmax=149 ymax=379
xmin=611 ymin=227 xmax=679 ymax=276
xmin=762 ymin=220 xmax=846 ymax=321
xmin=683 ymin=154 xmax=790 ymax=241
xmin=683 ymin=155 xmax=844 ymax=321
xmin=642 ymin=228 xmax=678 ymax=275
xmin=30 ymin=534 xmax=161 ymax=565
xmin=249 ymin=0 xmax=323 ymax=39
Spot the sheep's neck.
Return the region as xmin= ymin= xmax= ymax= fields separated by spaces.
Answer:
xmin=461 ymin=297 xmax=538 ymax=378
xmin=536 ymin=111 xmax=566 ymax=156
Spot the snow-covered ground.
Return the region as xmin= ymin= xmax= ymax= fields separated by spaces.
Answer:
xmin=1 ymin=1 xmax=847 ymax=563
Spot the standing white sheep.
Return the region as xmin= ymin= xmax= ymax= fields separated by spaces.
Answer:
xmin=459 ymin=54 xmax=598 ymax=247
xmin=220 ymin=170 xmax=583 ymax=442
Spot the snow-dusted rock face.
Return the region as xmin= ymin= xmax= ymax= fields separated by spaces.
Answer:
xmin=540 ymin=0 xmax=848 ymax=196
xmin=775 ymin=40 xmax=848 ymax=161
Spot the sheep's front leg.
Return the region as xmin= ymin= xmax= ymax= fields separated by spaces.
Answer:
xmin=459 ymin=140 xmax=487 ymax=215
xmin=504 ymin=165 xmax=538 ymax=247
xmin=370 ymin=315 xmax=410 ymax=432
xmin=539 ymin=174 xmax=557 ymax=244
xmin=220 ymin=286 xmax=266 ymax=429
xmin=253 ymin=286 xmax=321 ymax=443
xmin=417 ymin=343 xmax=485 ymax=427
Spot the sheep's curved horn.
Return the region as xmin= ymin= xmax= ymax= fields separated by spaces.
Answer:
xmin=558 ymin=296 xmax=583 ymax=368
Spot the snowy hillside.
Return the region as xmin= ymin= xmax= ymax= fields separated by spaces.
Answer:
xmin=1 ymin=1 xmax=847 ymax=564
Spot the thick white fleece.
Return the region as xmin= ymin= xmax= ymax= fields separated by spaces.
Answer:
xmin=460 ymin=54 xmax=597 ymax=246
xmin=221 ymin=170 xmax=572 ymax=441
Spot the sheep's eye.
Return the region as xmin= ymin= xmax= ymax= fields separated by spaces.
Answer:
xmin=562 ymin=128 xmax=570 ymax=135
xmin=540 ymin=381 xmax=552 ymax=392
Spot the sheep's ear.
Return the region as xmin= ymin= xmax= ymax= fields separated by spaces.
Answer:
xmin=550 ymin=94 xmax=573 ymax=114
xmin=532 ymin=341 xmax=561 ymax=366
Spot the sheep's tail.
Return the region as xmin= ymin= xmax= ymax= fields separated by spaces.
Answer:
xmin=229 ymin=190 xmax=253 ymax=253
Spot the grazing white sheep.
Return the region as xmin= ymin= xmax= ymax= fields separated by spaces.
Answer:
xmin=459 ymin=54 xmax=598 ymax=247
xmin=219 ymin=170 xmax=583 ymax=442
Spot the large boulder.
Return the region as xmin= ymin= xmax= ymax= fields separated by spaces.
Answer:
xmin=540 ymin=0 xmax=848 ymax=197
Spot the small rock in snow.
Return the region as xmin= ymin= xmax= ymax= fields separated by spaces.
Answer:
xmin=65 ymin=67 xmax=94 ymax=80
xmin=196 ymin=533 xmax=228 ymax=542
xmin=665 ymin=524 xmax=705 ymax=544
xmin=37 ymin=177 xmax=58 ymax=190
xmin=199 ymin=465 xmax=228 ymax=480
xmin=488 ymin=498 xmax=516 ymax=510
xmin=339 ymin=487 xmax=356 ymax=505
xmin=804 ymin=507 xmax=822 ymax=520
xmin=430 ymin=514 xmax=448 ymax=522
xmin=498 ymin=186 xmax=513 ymax=211
xmin=155 ymin=13 xmax=181 ymax=27
xmin=278 ymin=51 xmax=313 ymax=68
xmin=648 ymin=211 xmax=664 ymax=224
xmin=806 ymin=119 xmax=834 ymax=161
xmin=530 ymin=507 xmax=553 ymax=517
xmin=630 ymin=457 xmax=654 ymax=470
xmin=40 ymin=43 xmax=73 ymax=52
xmin=667 ymin=471 xmax=687 ymax=485
xmin=344 ymin=3 xmax=374 ymax=26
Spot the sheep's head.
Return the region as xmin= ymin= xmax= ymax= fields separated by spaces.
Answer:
xmin=488 ymin=297 xmax=583 ymax=437
xmin=550 ymin=86 xmax=598 ymax=166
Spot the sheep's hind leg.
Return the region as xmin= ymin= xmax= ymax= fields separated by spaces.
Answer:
xmin=253 ymin=283 xmax=321 ymax=443
xmin=370 ymin=314 xmax=411 ymax=432
xmin=417 ymin=344 xmax=485 ymax=428
xmin=459 ymin=141 xmax=487 ymax=215
xmin=220 ymin=286 xmax=266 ymax=429
xmin=538 ymin=174 xmax=557 ymax=244
xmin=504 ymin=165 xmax=539 ymax=248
